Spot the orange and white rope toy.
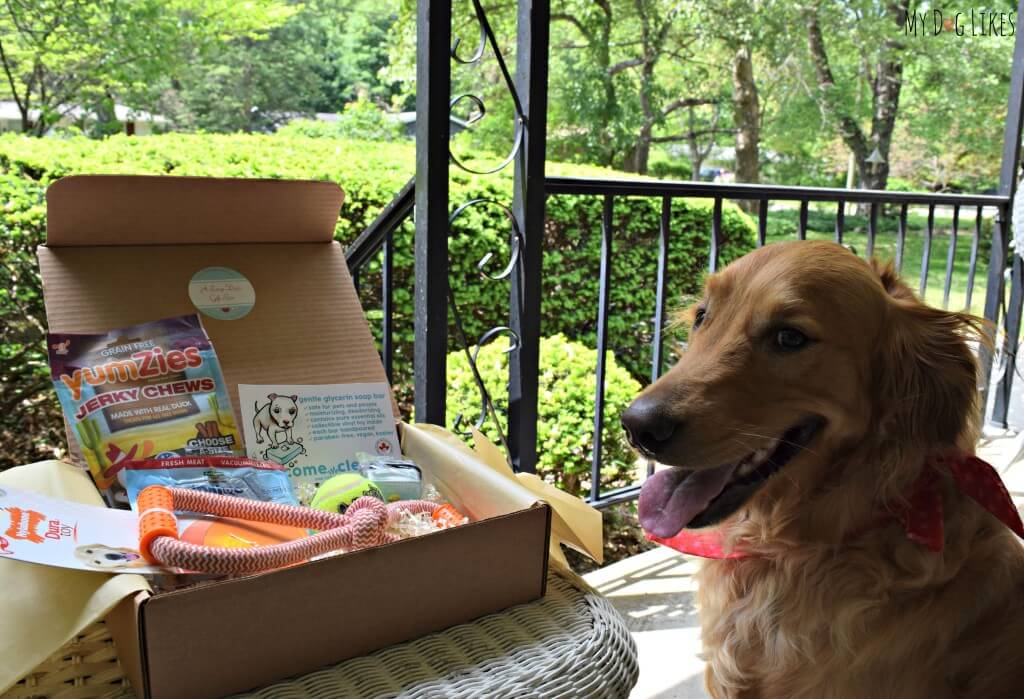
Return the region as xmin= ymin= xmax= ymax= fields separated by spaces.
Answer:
xmin=137 ymin=485 xmax=438 ymax=576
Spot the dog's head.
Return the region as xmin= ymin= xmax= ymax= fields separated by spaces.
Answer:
xmin=623 ymin=240 xmax=981 ymax=540
xmin=267 ymin=393 xmax=299 ymax=428
xmin=75 ymin=544 xmax=142 ymax=569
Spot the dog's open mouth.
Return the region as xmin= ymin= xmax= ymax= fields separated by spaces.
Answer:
xmin=638 ymin=417 xmax=825 ymax=538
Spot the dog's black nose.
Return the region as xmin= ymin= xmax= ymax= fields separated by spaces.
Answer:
xmin=620 ymin=397 xmax=681 ymax=457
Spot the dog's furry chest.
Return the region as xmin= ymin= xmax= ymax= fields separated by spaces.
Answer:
xmin=695 ymin=555 xmax=948 ymax=699
xmin=694 ymin=537 xmax=1024 ymax=699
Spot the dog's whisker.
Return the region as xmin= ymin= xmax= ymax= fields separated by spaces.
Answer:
xmin=730 ymin=430 xmax=822 ymax=458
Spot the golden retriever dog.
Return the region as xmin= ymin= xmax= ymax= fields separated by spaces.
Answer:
xmin=621 ymin=240 xmax=1024 ymax=698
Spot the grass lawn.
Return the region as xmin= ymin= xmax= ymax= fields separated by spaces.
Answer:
xmin=763 ymin=203 xmax=995 ymax=316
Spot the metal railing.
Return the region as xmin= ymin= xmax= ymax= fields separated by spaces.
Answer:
xmin=345 ymin=0 xmax=1024 ymax=510
xmin=346 ymin=176 xmax=1015 ymax=508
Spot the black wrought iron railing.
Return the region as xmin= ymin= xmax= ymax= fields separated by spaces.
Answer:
xmin=346 ymin=176 xmax=1016 ymax=508
xmin=344 ymin=0 xmax=1024 ymax=509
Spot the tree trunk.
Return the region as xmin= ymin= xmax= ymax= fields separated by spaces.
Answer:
xmin=804 ymin=1 xmax=908 ymax=192
xmin=687 ymin=104 xmax=712 ymax=181
xmin=593 ymin=0 xmax=616 ymax=167
xmin=862 ymin=1 xmax=908 ymax=191
xmin=732 ymin=43 xmax=760 ymax=213
xmin=624 ymin=122 xmax=652 ymax=173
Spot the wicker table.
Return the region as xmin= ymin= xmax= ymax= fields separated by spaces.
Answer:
xmin=8 ymin=566 xmax=638 ymax=699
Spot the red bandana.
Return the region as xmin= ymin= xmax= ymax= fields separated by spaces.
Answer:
xmin=647 ymin=454 xmax=1024 ymax=559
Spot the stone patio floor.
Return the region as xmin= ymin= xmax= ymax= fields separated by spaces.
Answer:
xmin=583 ymin=428 xmax=1024 ymax=698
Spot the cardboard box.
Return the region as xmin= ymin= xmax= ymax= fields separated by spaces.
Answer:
xmin=37 ymin=175 xmax=551 ymax=699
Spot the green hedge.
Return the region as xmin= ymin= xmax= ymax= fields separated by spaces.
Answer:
xmin=0 ymin=173 xmax=64 ymax=467
xmin=447 ymin=334 xmax=641 ymax=497
xmin=0 ymin=133 xmax=756 ymax=470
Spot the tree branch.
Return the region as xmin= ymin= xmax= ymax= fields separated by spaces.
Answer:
xmin=0 ymin=37 xmax=27 ymax=117
xmin=609 ymin=57 xmax=644 ymax=75
xmin=651 ymin=128 xmax=732 ymax=143
xmin=662 ymin=97 xmax=719 ymax=116
xmin=551 ymin=13 xmax=592 ymax=42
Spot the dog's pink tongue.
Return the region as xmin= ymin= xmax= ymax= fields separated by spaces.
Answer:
xmin=639 ymin=462 xmax=738 ymax=538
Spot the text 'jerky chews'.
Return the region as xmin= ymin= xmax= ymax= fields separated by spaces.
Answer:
xmin=48 ymin=314 xmax=244 ymax=506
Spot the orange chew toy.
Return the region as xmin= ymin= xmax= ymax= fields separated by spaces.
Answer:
xmin=137 ymin=485 xmax=179 ymax=564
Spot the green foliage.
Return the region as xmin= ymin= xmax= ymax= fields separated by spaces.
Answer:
xmin=446 ymin=335 xmax=642 ymax=497
xmin=159 ymin=0 xmax=403 ymax=132
xmin=276 ymin=100 xmax=405 ymax=141
xmin=647 ymin=153 xmax=693 ymax=181
xmin=0 ymin=0 xmax=296 ymax=135
xmin=0 ymin=172 xmax=64 ymax=467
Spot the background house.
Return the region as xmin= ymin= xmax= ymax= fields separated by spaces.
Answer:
xmin=0 ymin=101 xmax=167 ymax=136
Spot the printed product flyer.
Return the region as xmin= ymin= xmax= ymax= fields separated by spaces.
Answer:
xmin=237 ymin=383 xmax=400 ymax=499
xmin=0 ymin=485 xmax=165 ymax=574
xmin=0 ymin=485 xmax=310 ymax=574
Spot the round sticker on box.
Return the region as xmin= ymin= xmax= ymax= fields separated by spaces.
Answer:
xmin=188 ymin=267 xmax=255 ymax=320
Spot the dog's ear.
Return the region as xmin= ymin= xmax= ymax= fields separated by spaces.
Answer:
xmin=870 ymin=258 xmax=916 ymax=301
xmin=268 ymin=393 xmax=278 ymax=400
xmin=290 ymin=395 xmax=298 ymax=402
xmin=875 ymin=264 xmax=982 ymax=447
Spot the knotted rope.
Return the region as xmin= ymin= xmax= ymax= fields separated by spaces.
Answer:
xmin=138 ymin=486 xmax=437 ymax=575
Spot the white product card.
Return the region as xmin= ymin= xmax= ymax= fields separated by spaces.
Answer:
xmin=0 ymin=485 xmax=310 ymax=574
xmin=0 ymin=485 xmax=164 ymax=573
xmin=237 ymin=383 xmax=400 ymax=495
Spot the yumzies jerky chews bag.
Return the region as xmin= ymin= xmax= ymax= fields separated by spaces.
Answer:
xmin=48 ymin=314 xmax=244 ymax=506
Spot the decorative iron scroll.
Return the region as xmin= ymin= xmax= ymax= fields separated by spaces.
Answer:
xmin=445 ymin=0 xmax=529 ymax=456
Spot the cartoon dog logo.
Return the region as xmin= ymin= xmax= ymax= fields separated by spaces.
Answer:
xmin=74 ymin=544 xmax=147 ymax=570
xmin=253 ymin=393 xmax=300 ymax=447
xmin=52 ymin=339 xmax=71 ymax=356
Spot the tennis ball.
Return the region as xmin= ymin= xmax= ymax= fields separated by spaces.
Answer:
xmin=310 ymin=473 xmax=384 ymax=514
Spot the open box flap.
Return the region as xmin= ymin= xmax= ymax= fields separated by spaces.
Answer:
xmin=402 ymin=424 xmax=603 ymax=566
xmin=46 ymin=175 xmax=344 ymax=246
xmin=38 ymin=176 xmax=395 ymax=445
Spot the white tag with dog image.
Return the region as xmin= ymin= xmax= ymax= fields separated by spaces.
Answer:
xmin=237 ymin=383 xmax=400 ymax=498
xmin=0 ymin=485 xmax=166 ymax=573
xmin=0 ymin=485 xmax=311 ymax=574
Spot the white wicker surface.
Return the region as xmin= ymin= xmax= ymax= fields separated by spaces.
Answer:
xmin=239 ymin=566 xmax=639 ymax=699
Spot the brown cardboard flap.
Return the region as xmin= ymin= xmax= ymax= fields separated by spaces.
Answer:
xmin=105 ymin=592 xmax=150 ymax=697
xmin=37 ymin=241 xmax=392 ymax=423
xmin=46 ymin=176 xmax=344 ymax=246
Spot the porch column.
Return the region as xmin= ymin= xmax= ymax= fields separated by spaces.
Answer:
xmin=508 ymin=0 xmax=550 ymax=473
xmin=413 ymin=0 xmax=451 ymax=425
xmin=985 ymin=0 xmax=1024 ymax=425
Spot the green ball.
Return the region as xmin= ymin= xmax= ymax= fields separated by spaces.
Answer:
xmin=310 ymin=473 xmax=384 ymax=513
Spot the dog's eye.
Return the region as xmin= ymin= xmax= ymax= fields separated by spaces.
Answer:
xmin=775 ymin=328 xmax=809 ymax=351
xmin=273 ymin=407 xmax=280 ymax=413
xmin=289 ymin=408 xmax=296 ymax=415
xmin=693 ymin=307 xmax=706 ymax=330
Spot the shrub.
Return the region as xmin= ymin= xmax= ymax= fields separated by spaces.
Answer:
xmin=647 ymin=153 xmax=692 ymax=181
xmin=275 ymin=99 xmax=405 ymax=142
xmin=0 ymin=174 xmax=65 ymax=467
xmin=446 ymin=334 xmax=642 ymax=497
xmin=0 ymin=132 xmax=756 ymax=470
